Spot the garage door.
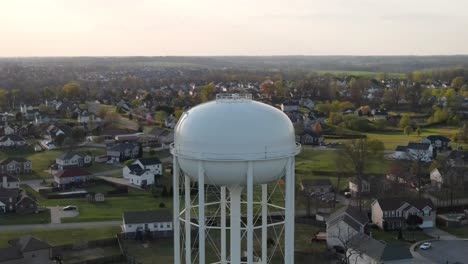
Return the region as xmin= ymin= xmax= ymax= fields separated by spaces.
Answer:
xmin=420 ymin=220 xmax=434 ymax=228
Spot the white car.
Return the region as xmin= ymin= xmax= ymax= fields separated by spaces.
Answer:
xmin=419 ymin=242 xmax=432 ymax=250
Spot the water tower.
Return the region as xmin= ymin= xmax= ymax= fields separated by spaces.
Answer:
xmin=171 ymin=94 xmax=301 ymax=264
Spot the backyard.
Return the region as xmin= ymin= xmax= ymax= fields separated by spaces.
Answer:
xmin=0 ymin=226 xmax=121 ymax=247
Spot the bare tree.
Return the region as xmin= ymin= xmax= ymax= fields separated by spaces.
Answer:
xmin=336 ymin=138 xmax=384 ymax=211
xmin=328 ymin=224 xmax=366 ymax=264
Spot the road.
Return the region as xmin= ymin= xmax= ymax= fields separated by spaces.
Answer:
xmin=0 ymin=221 xmax=121 ymax=232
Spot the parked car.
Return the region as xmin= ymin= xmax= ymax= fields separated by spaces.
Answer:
xmin=63 ymin=205 xmax=78 ymax=211
xmin=419 ymin=242 xmax=432 ymax=250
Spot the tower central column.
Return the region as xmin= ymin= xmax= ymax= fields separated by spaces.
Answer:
xmin=228 ymin=185 xmax=243 ymax=264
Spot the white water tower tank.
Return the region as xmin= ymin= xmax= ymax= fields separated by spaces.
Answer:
xmin=172 ymin=94 xmax=299 ymax=186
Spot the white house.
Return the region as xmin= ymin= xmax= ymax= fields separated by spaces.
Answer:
xmin=123 ymin=158 xmax=162 ymax=187
xmin=393 ymin=143 xmax=433 ymax=162
xmin=280 ymin=101 xmax=300 ymax=112
xmin=348 ymin=178 xmax=370 ymax=197
xmin=122 ymin=209 xmax=173 ymax=239
xmin=0 ymin=158 xmax=32 ymax=175
xmin=407 ymin=143 xmax=433 ymax=162
xmin=326 ymin=206 xmax=368 ymax=249
xmin=0 ymin=175 xmax=20 ymax=189
xmin=164 ymin=114 xmax=176 ymax=129
xmin=56 ymin=152 xmax=92 ymax=170
xmin=422 ymin=135 xmax=451 ymax=150
xmin=0 ymin=135 xmax=26 ymax=148
xmin=4 ymin=125 xmax=14 ymax=135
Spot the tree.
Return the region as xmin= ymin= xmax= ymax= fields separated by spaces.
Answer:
xmin=104 ymin=111 xmax=120 ymax=127
xmin=71 ymin=127 xmax=85 ymax=144
xmin=451 ymin=76 xmax=465 ymax=90
xmin=374 ymin=119 xmax=387 ymax=131
xmin=336 ymin=138 xmax=383 ymax=210
xmin=199 ymin=83 xmax=216 ymax=102
xmin=399 ymin=114 xmax=412 ymax=128
xmin=155 ymin=111 xmax=168 ymax=127
xmin=260 ymin=80 xmax=275 ymax=99
xmin=416 ymin=126 xmax=422 ymax=136
xmin=404 ymin=126 xmax=413 ymax=136
xmin=368 ymin=139 xmax=385 ymax=157
xmin=62 ymin=82 xmax=81 ymax=100
xmin=312 ymin=122 xmax=323 ymax=135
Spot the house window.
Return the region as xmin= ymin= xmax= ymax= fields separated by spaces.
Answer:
xmin=167 ymin=224 xmax=170 ymax=228
xmin=160 ymin=224 xmax=164 ymax=228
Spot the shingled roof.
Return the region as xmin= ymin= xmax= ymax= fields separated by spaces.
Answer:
xmin=11 ymin=236 xmax=51 ymax=252
xmin=375 ymin=198 xmax=434 ymax=211
xmin=138 ymin=157 xmax=162 ymax=166
xmin=54 ymin=168 xmax=91 ymax=178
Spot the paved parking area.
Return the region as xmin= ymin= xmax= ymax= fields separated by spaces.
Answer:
xmin=418 ymin=240 xmax=468 ymax=264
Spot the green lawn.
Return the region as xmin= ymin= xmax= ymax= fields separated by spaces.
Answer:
xmin=295 ymin=149 xmax=391 ymax=191
xmin=371 ymin=229 xmax=431 ymax=244
xmin=41 ymin=195 xmax=171 ymax=223
xmin=440 ymin=226 xmax=468 ymax=238
xmin=0 ymin=209 xmax=50 ymax=225
xmin=0 ymin=226 xmax=121 ymax=247
xmin=325 ymin=126 xmax=464 ymax=150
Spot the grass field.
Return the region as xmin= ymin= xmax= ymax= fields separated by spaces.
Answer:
xmin=41 ymin=195 xmax=172 ymax=223
xmin=440 ymin=226 xmax=468 ymax=238
xmin=0 ymin=209 xmax=50 ymax=225
xmin=0 ymin=226 xmax=121 ymax=247
xmin=295 ymin=149 xmax=391 ymax=191
xmin=371 ymin=229 xmax=431 ymax=245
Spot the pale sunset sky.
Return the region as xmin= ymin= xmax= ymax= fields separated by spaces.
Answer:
xmin=1 ymin=0 xmax=468 ymax=56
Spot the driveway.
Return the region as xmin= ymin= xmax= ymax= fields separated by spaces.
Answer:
xmin=47 ymin=206 xmax=80 ymax=224
xmin=417 ymin=240 xmax=468 ymax=264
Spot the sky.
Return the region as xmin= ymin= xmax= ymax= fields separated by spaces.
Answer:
xmin=1 ymin=0 xmax=468 ymax=56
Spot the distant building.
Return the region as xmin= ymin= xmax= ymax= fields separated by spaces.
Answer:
xmin=55 ymin=152 xmax=92 ymax=170
xmin=300 ymin=179 xmax=333 ymax=194
xmin=0 ymin=158 xmax=32 ymax=174
xmin=0 ymin=236 xmax=51 ymax=264
xmin=122 ymin=209 xmax=173 ymax=239
xmin=280 ymin=101 xmax=300 ymax=112
xmin=348 ymin=178 xmax=370 ymax=197
xmin=0 ymin=135 xmax=26 ymax=148
xmin=53 ymin=168 xmax=92 ymax=188
xmin=422 ymin=135 xmax=451 ymax=150
xmin=107 ymin=142 xmax=140 ymax=163
xmin=0 ymin=175 xmax=20 ymax=189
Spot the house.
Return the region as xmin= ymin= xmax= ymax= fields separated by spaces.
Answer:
xmin=0 ymin=188 xmax=19 ymax=213
xmin=422 ymin=135 xmax=451 ymax=150
xmin=296 ymin=131 xmax=324 ymax=146
xmin=430 ymin=167 xmax=467 ymax=190
xmin=15 ymin=196 xmax=37 ymax=214
xmin=348 ymin=178 xmax=370 ymax=197
xmin=406 ymin=143 xmax=433 ymax=161
xmin=164 ymin=114 xmax=176 ymax=129
xmin=53 ymin=168 xmax=92 ymax=188
xmin=0 ymin=135 xmax=26 ymax=148
xmin=122 ymin=209 xmax=173 ymax=239
xmin=394 ymin=143 xmax=433 ymax=162
xmin=0 ymin=158 xmax=32 ymax=174
xmin=123 ymin=158 xmax=162 ymax=187
xmin=300 ymin=179 xmax=333 ymax=194
xmin=46 ymin=124 xmax=71 ymax=144
xmin=394 ymin=146 xmax=408 ymax=159
xmin=95 ymin=193 xmax=105 ymax=202
xmin=326 ymin=206 xmax=368 ymax=248
xmin=0 ymin=236 xmax=51 ymax=264
xmin=347 ymin=234 xmax=413 ymax=264
xmin=300 ymin=98 xmax=315 ymax=110
xmin=3 ymin=125 xmax=14 ymax=135
xmin=280 ymin=101 xmax=300 ymax=112
xmin=0 ymin=175 xmax=20 ymax=189
xmin=371 ymin=109 xmax=388 ymax=120
xmin=55 ymin=152 xmax=92 ymax=170
xmin=447 ymin=150 xmax=468 ymax=167
xmin=371 ymin=198 xmax=436 ymax=230
xmin=107 ymin=142 xmax=141 ymax=163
